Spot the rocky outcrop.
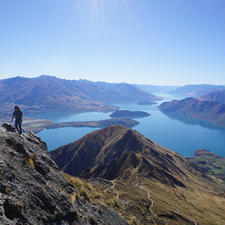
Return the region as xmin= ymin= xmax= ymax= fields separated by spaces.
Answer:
xmin=0 ymin=124 xmax=128 ymax=225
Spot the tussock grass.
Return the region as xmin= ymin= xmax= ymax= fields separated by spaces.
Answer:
xmin=28 ymin=157 xmax=35 ymax=169
xmin=62 ymin=172 xmax=225 ymax=225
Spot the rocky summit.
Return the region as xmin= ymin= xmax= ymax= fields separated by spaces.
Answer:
xmin=0 ymin=124 xmax=128 ymax=225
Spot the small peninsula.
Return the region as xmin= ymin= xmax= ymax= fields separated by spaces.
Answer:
xmin=188 ymin=149 xmax=225 ymax=182
xmin=110 ymin=110 xmax=150 ymax=118
xmin=23 ymin=118 xmax=139 ymax=133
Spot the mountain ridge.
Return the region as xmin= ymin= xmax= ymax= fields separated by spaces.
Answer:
xmin=51 ymin=125 xmax=191 ymax=186
xmin=169 ymin=84 xmax=225 ymax=97
xmin=198 ymin=89 xmax=225 ymax=103
xmin=0 ymin=76 xmax=160 ymax=116
xmin=159 ymin=97 xmax=225 ymax=127
xmin=50 ymin=125 xmax=225 ymax=225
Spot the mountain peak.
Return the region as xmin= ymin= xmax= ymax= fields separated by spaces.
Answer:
xmin=51 ymin=125 xmax=196 ymax=187
xmin=38 ymin=75 xmax=58 ymax=79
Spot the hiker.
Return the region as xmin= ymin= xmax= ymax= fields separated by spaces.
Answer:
xmin=11 ymin=106 xmax=23 ymax=134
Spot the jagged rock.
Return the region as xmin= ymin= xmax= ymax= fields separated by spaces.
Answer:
xmin=0 ymin=124 xmax=128 ymax=225
xmin=2 ymin=123 xmax=16 ymax=132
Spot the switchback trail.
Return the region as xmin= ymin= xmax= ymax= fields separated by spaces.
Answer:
xmin=136 ymin=174 xmax=154 ymax=211
xmin=104 ymin=180 xmax=120 ymax=200
xmin=135 ymin=173 xmax=198 ymax=225
xmin=102 ymin=175 xmax=198 ymax=225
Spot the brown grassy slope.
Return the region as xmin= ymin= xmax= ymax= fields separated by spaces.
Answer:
xmin=63 ymin=173 xmax=225 ymax=225
xmin=52 ymin=125 xmax=201 ymax=186
xmin=51 ymin=125 xmax=225 ymax=225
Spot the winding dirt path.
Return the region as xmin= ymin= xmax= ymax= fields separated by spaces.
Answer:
xmin=104 ymin=180 xmax=120 ymax=200
xmin=135 ymin=173 xmax=198 ymax=225
xmin=102 ymin=175 xmax=197 ymax=225
xmin=136 ymin=174 xmax=154 ymax=211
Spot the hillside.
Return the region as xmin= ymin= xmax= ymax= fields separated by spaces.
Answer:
xmin=199 ymin=89 xmax=225 ymax=103
xmin=0 ymin=76 xmax=160 ymax=115
xmin=51 ymin=125 xmax=225 ymax=225
xmin=169 ymin=84 xmax=225 ymax=97
xmin=0 ymin=124 xmax=128 ymax=225
xmin=159 ymin=97 xmax=225 ymax=127
xmin=188 ymin=149 xmax=225 ymax=182
xmin=76 ymin=80 xmax=162 ymax=104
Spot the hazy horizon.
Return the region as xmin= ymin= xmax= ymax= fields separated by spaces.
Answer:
xmin=1 ymin=74 xmax=225 ymax=87
xmin=0 ymin=0 xmax=224 ymax=85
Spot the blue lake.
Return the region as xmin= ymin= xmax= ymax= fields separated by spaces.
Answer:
xmin=36 ymin=99 xmax=225 ymax=157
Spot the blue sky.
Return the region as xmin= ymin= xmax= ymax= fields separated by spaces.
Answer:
xmin=0 ymin=0 xmax=224 ymax=85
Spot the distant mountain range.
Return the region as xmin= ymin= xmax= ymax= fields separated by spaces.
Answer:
xmin=198 ymin=89 xmax=225 ymax=103
xmin=168 ymin=84 xmax=225 ymax=97
xmin=159 ymin=97 xmax=225 ymax=127
xmin=51 ymin=125 xmax=225 ymax=225
xmin=0 ymin=75 xmax=161 ymax=115
xmin=135 ymin=84 xmax=225 ymax=99
xmin=135 ymin=84 xmax=179 ymax=94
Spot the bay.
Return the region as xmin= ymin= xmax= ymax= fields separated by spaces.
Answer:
xmin=37 ymin=99 xmax=225 ymax=157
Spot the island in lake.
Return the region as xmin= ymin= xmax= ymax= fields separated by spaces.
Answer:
xmin=22 ymin=117 xmax=139 ymax=133
xmin=110 ymin=110 xmax=150 ymax=118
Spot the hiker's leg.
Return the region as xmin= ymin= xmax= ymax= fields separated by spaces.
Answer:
xmin=15 ymin=122 xmax=19 ymax=132
xmin=18 ymin=122 xmax=22 ymax=134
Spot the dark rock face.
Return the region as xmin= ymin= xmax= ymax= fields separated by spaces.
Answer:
xmin=0 ymin=124 xmax=128 ymax=225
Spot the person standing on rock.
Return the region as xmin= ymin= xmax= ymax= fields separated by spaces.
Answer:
xmin=11 ymin=106 xmax=23 ymax=134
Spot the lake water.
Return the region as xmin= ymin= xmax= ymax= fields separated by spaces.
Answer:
xmin=36 ymin=97 xmax=225 ymax=157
